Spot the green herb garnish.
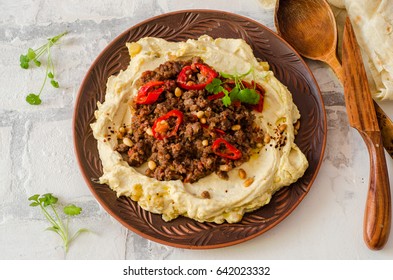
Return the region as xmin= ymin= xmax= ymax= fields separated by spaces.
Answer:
xmin=28 ymin=193 xmax=88 ymax=253
xmin=205 ymin=68 xmax=260 ymax=107
xmin=20 ymin=31 xmax=67 ymax=105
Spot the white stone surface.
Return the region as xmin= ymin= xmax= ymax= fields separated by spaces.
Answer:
xmin=24 ymin=119 xmax=90 ymax=198
xmin=0 ymin=127 xmax=12 ymax=208
xmin=0 ymin=215 xmax=127 ymax=260
xmin=1 ymin=0 xmax=393 ymax=261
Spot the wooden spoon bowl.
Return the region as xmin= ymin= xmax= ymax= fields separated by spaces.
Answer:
xmin=274 ymin=0 xmax=343 ymax=81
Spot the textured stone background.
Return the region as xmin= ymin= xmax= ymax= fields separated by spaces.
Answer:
xmin=1 ymin=0 xmax=393 ymax=259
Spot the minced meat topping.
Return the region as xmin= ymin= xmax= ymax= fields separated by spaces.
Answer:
xmin=115 ymin=57 xmax=265 ymax=183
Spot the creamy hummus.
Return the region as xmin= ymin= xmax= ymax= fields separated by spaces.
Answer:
xmin=91 ymin=35 xmax=308 ymax=223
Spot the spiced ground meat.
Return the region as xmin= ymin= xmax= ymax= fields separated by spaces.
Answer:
xmin=115 ymin=57 xmax=265 ymax=183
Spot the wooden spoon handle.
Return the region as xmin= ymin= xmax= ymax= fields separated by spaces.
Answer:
xmin=360 ymin=130 xmax=391 ymax=250
xmin=324 ymin=53 xmax=344 ymax=82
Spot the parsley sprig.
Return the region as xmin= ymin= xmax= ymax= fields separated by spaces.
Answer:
xmin=205 ymin=68 xmax=260 ymax=107
xmin=28 ymin=193 xmax=88 ymax=253
xmin=20 ymin=31 xmax=67 ymax=105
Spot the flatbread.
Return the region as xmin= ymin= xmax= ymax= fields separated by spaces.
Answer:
xmin=332 ymin=0 xmax=393 ymax=101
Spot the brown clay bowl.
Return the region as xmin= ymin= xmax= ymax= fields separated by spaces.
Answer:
xmin=73 ymin=10 xmax=326 ymax=249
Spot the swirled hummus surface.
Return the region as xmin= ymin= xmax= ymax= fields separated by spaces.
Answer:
xmin=91 ymin=35 xmax=308 ymax=223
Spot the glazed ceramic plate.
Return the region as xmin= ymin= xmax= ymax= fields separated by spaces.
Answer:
xmin=73 ymin=10 xmax=326 ymax=249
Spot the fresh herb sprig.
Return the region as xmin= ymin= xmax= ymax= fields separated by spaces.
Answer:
xmin=20 ymin=31 xmax=67 ymax=105
xmin=205 ymin=68 xmax=260 ymax=107
xmin=28 ymin=193 xmax=88 ymax=253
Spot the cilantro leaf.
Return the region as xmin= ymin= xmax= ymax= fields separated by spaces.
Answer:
xmin=29 ymin=202 xmax=40 ymax=207
xmin=63 ymin=204 xmax=82 ymax=216
xmin=205 ymin=68 xmax=260 ymax=107
xmin=229 ymin=87 xmax=240 ymax=101
xmin=39 ymin=193 xmax=58 ymax=207
xmin=222 ymin=94 xmax=232 ymax=107
xmin=28 ymin=194 xmax=40 ymax=201
xmin=205 ymin=78 xmax=223 ymax=94
xmin=20 ymin=55 xmax=30 ymax=69
xmin=46 ymin=226 xmax=60 ymax=232
xmin=238 ymin=88 xmax=260 ymax=104
xmin=27 ymin=48 xmax=36 ymax=60
xmin=26 ymin=93 xmax=42 ymax=105
xmin=50 ymin=79 xmax=59 ymax=88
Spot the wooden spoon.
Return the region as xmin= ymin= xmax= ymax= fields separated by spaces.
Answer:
xmin=274 ymin=0 xmax=343 ymax=80
xmin=274 ymin=0 xmax=391 ymax=250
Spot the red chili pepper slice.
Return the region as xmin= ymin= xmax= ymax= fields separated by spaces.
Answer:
xmin=152 ymin=109 xmax=183 ymax=140
xmin=201 ymin=124 xmax=226 ymax=135
xmin=207 ymin=91 xmax=225 ymax=101
xmin=177 ymin=63 xmax=218 ymax=90
xmin=212 ymin=138 xmax=242 ymax=160
xmin=213 ymin=127 xmax=226 ymax=135
xmin=232 ymin=100 xmax=241 ymax=107
xmin=135 ymin=81 xmax=165 ymax=104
